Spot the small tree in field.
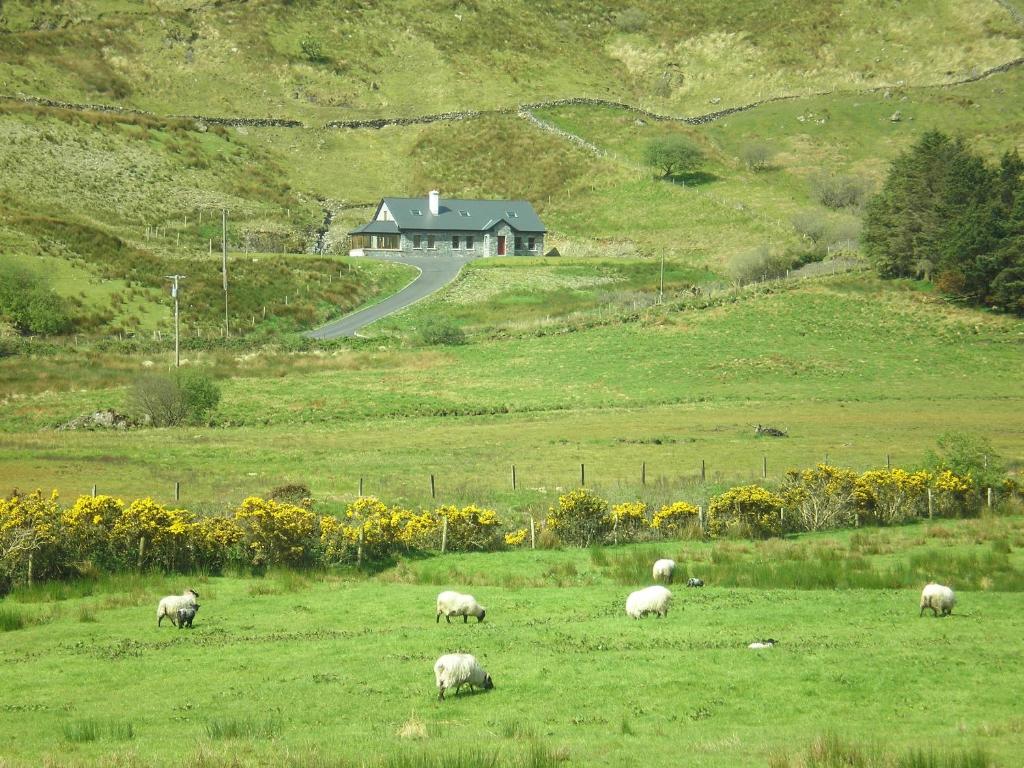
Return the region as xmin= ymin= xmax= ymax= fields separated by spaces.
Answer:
xmin=131 ymin=370 xmax=221 ymax=427
xmin=644 ymin=136 xmax=703 ymax=181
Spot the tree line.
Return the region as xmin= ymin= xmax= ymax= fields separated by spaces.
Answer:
xmin=863 ymin=130 xmax=1024 ymax=313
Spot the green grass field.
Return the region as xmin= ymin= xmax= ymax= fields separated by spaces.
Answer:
xmin=1 ymin=518 xmax=1023 ymax=768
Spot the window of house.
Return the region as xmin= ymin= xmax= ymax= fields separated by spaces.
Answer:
xmin=515 ymin=236 xmax=523 ymax=250
xmin=506 ymin=210 xmax=519 ymax=218
xmin=413 ymin=234 xmax=422 ymax=249
xmin=452 ymin=236 xmax=461 ymax=249
xmin=427 ymin=235 xmax=436 ymax=249
xmin=458 ymin=210 xmax=470 ymax=217
xmin=350 ymin=234 xmax=370 ymax=249
xmin=374 ymin=234 xmax=399 ymax=250
xmin=465 ymin=236 xmax=474 ymax=250
xmin=528 ymin=237 xmax=536 ymax=251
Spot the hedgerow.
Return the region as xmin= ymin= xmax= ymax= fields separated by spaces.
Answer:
xmin=0 ymin=462 xmax=1003 ymax=589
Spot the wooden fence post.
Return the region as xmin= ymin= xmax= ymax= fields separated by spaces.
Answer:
xmin=530 ymin=517 xmax=536 ymax=550
xmin=701 ymin=459 xmax=706 ymax=483
xmin=174 ymin=481 xmax=180 ymax=502
xmin=927 ymin=488 xmax=933 ymax=519
xmin=512 ymin=464 xmax=517 ymax=491
xmin=359 ymin=477 xmax=364 ymax=496
xmin=138 ymin=536 xmax=146 ymax=570
xmin=886 ymin=453 xmax=891 ymax=469
xmin=92 ymin=484 xmax=97 ymax=497
xmin=698 ymin=506 xmax=705 ymax=535
xmin=441 ymin=515 xmax=448 ymax=554
xmin=642 ymin=461 xmax=646 ymax=486
xmin=27 ymin=554 xmax=32 ymax=588
xmin=762 ymin=455 xmax=767 ymax=479
xmin=580 ymin=463 xmax=585 ymax=487
xmin=357 ymin=528 xmax=364 ymax=567
xmin=987 ymin=487 xmax=993 ymax=509
xmin=430 ymin=474 xmax=436 ymax=499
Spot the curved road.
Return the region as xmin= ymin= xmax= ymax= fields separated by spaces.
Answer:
xmin=306 ymin=254 xmax=474 ymax=339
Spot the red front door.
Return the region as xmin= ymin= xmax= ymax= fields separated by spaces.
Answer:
xmin=497 ymin=235 xmax=506 ymax=256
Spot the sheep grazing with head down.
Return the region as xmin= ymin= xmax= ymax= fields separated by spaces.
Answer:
xmin=625 ymin=585 xmax=673 ymax=619
xmin=436 ymin=591 xmax=486 ymax=624
xmin=920 ymin=583 xmax=955 ymax=617
xmin=652 ymin=559 xmax=675 ymax=583
xmin=157 ymin=588 xmax=199 ymax=627
xmin=434 ymin=653 xmax=494 ymax=701
xmin=176 ymin=604 xmax=199 ymax=629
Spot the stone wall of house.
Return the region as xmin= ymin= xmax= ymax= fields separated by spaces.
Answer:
xmin=360 ymin=227 xmax=543 ymax=258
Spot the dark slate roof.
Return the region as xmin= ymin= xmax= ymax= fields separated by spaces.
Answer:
xmin=349 ymin=219 xmax=400 ymax=235
xmin=350 ymin=197 xmax=545 ymax=235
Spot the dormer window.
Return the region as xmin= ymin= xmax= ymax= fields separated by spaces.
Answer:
xmin=506 ymin=210 xmax=519 ymax=218
xmin=458 ymin=210 xmax=470 ymax=217
xmin=410 ymin=209 xmax=423 ymax=216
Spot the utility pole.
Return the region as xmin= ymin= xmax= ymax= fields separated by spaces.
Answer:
xmin=222 ymin=208 xmax=229 ymax=337
xmin=659 ymin=253 xmax=665 ymax=304
xmin=165 ymin=275 xmax=186 ymax=367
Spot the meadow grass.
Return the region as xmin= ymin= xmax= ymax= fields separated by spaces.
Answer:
xmin=0 ymin=520 xmax=1022 ymax=767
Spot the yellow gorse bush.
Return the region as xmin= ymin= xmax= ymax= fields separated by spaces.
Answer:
xmin=110 ymin=497 xmax=195 ymax=572
xmin=607 ymin=501 xmax=649 ymax=542
xmin=546 ymin=488 xmax=610 ymax=547
xmin=854 ymin=469 xmax=931 ymax=524
xmin=783 ymin=464 xmax=858 ymax=532
xmin=504 ymin=528 xmax=528 ymax=547
xmin=0 ymin=489 xmax=64 ymax=583
xmin=436 ymin=504 xmax=504 ymax=551
xmin=650 ymin=501 xmax=700 ymax=536
xmin=233 ymin=496 xmax=319 ymax=567
xmin=708 ymin=485 xmax=785 ymax=538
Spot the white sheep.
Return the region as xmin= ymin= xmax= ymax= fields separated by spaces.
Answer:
xmin=748 ymin=639 xmax=777 ymax=649
xmin=625 ymin=585 xmax=673 ymax=619
xmin=157 ymin=588 xmax=199 ymax=627
xmin=919 ymin=583 xmax=955 ymax=617
xmin=652 ymin=559 xmax=675 ymax=583
xmin=434 ymin=653 xmax=494 ymax=700
xmin=436 ymin=590 xmax=486 ymax=624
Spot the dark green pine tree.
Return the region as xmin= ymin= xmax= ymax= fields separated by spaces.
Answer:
xmin=862 ymin=131 xmax=961 ymax=278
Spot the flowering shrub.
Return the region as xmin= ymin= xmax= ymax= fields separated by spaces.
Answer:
xmin=708 ymin=485 xmax=785 ymax=538
xmin=0 ymin=490 xmax=65 ymax=587
xmin=110 ymin=497 xmax=194 ymax=572
xmin=783 ymin=464 xmax=858 ymax=532
xmin=62 ymin=495 xmax=124 ymax=569
xmin=650 ymin=501 xmax=700 ymax=538
xmin=233 ymin=496 xmax=319 ymax=568
xmin=931 ymin=469 xmax=975 ymax=518
xmin=435 ymin=504 xmax=504 ymax=551
xmin=606 ymin=501 xmax=649 ymax=543
xmin=398 ymin=509 xmax=441 ymax=550
xmin=190 ymin=514 xmax=243 ymax=573
xmin=854 ymin=469 xmax=930 ymax=524
xmin=504 ymin=528 xmax=528 ymax=547
xmin=546 ymin=489 xmax=610 ymax=547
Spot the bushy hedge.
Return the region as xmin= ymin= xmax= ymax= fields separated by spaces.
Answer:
xmin=0 ymin=463 xmax=999 ymax=589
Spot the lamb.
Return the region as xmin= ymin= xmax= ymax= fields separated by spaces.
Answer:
xmin=176 ymin=604 xmax=199 ymax=629
xmin=652 ymin=559 xmax=675 ymax=583
xmin=625 ymin=585 xmax=673 ymax=619
xmin=436 ymin=591 xmax=486 ymax=624
xmin=157 ymin=588 xmax=199 ymax=627
xmin=433 ymin=653 xmax=494 ymax=701
xmin=919 ymin=583 xmax=955 ymax=617
xmin=686 ymin=577 xmax=704 ymax=588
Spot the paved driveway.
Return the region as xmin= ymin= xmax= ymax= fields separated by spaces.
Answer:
xmin=305 ymin=253 xmax=474 ymax=339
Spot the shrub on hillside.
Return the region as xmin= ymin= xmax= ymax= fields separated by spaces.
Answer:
xmin=0 ymin=266 xmax=73 ymax=336
xmin=811 ymin=172 xmax=870 ymax=210
xmin=650 ymin=501 xmax=701 ymax=538
xmin=783 ymin=464 xmax=858 ymax=532
xmin=606 ymin=501 xmax=649 ymax=543
xmin=726 ymin=245 xmax=793 ymax=284
xmin=419 ymin=319 xmax=466 ymax=346
xmin=740 ymin=140 xmax=776 ymax=171
xmin=708 ymin=485 xmax=785 ymax=538
xmin=546 ymin=489 xmax=610 ymax=547
xmin=130 ymin=370 xmax=221 ymax=427
xmin=853 ymin=469 xmax=930 ymax=525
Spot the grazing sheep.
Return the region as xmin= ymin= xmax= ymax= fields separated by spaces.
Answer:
xmin=625 ymin=585 xmax=673 ymax=619
xmin=433 ymin=653 xmax=494 ymax=701
xmin=176 ymin=604 xmax=199 ymax=629
xmin=748 ymin=639 xmax=777 ymax=649
xmin=157 ymin=588 xmax=199 ymax=627
xmin=652 ymin=559 xmax=676 ymax=583
xmin=920 ymin=583 xmax=955 ymax=617
xmin=436 ymin=591 xmax=486 ymax=624
xmin=686 ymin=577 xmax=704 ymax=587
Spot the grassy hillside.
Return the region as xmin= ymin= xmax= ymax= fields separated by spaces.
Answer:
xmin=1 ymin=519 xmax=1023 ymax=767
xmin=1 ymin=0 xmax=1020 ymax=120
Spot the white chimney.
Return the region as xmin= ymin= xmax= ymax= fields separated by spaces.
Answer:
xmin=428 ymin=190 xmax=439 ymax=216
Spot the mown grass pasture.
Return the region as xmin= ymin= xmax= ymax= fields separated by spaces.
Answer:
xmin=1 ymin=519 xmax=1022 ymax=767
